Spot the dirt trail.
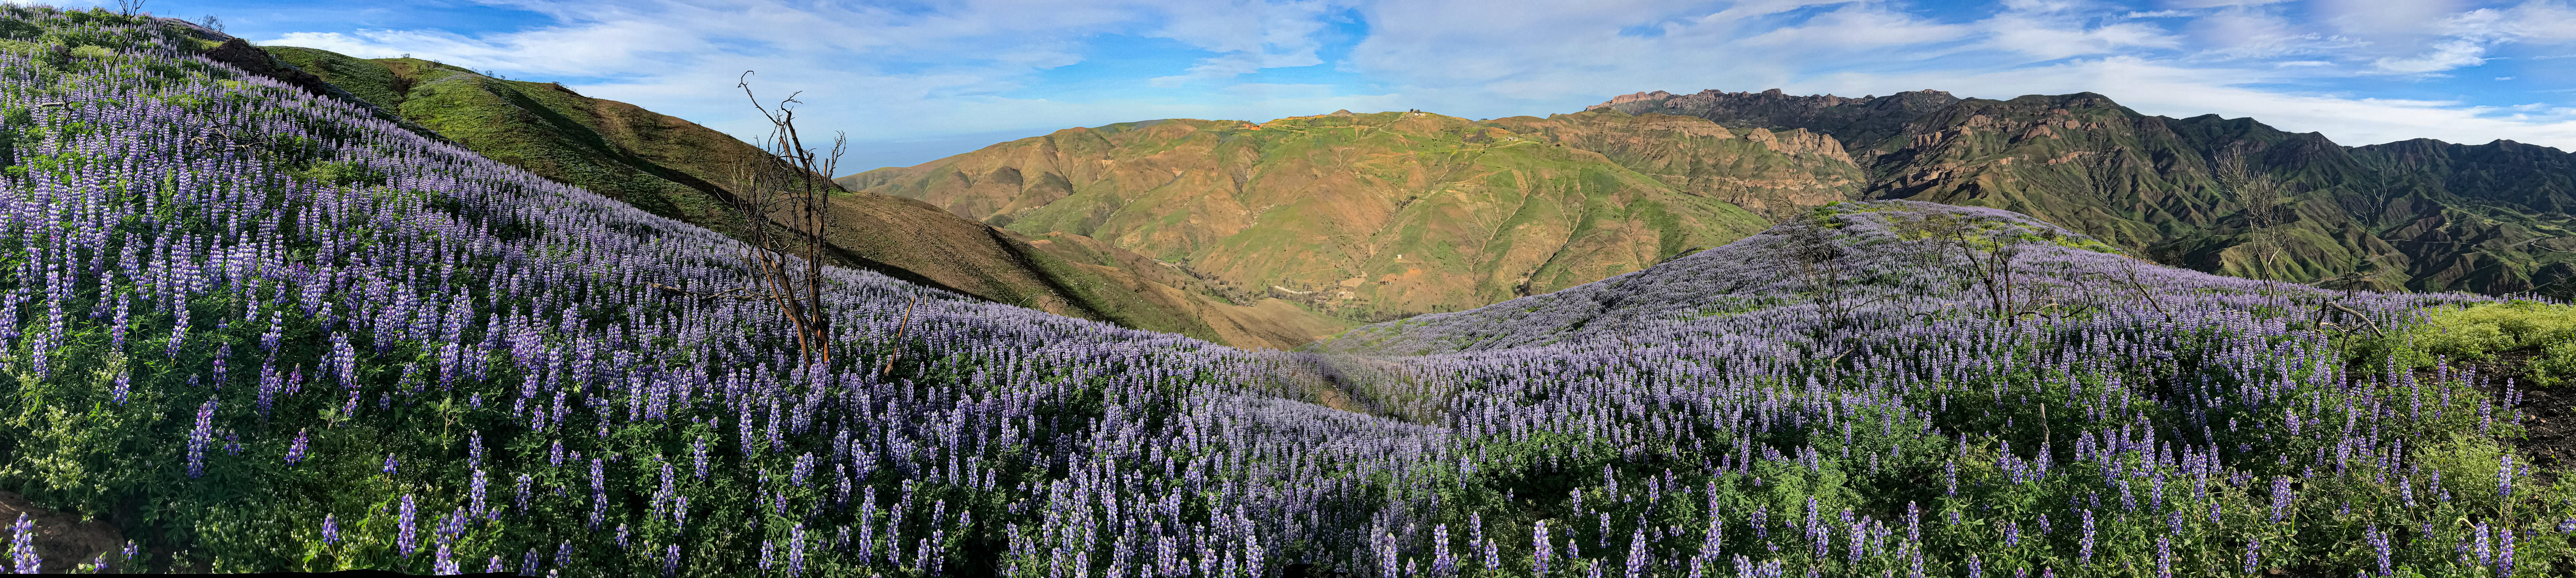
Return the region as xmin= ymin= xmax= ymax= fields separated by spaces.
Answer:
xmin=0 ymin=491 xmax=126 ymax=573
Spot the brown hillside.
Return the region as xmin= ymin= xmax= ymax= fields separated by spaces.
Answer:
xmin=839 ymin=111 xmax=1806 ymax=322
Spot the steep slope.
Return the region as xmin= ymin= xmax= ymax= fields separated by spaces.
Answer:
xmin=1594 ymin=89 xmax=2576 ymax=294
xmin=251 ymin=44 xmax=1338 ymax=348
xmin=842 ymin=110 xmax=1813 ymax=321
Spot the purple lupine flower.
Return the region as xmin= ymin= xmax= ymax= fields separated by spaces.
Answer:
xmin=789 ymin=523 xmax=807 ymax=577
xmin=1752 ymin=504 xmax=1768 ymax=539
xmin=2474 ymin=522 xmax=2493 ymax=568
xmin=692 ymin=437 xmax=709 ymax=479
xmin=10 ymin=514 xmax=38 ymax=574
xmin=397 ymin=494 xmax=418 ymax=556
xmin=187 ymin=398 xmax=216 ymax=477
xmin=382 ymin=453 xmax=399 ymax=475
xmin=2244 ymin=536 xmax=2260 ymax=573
xmin=469 ymin=470 xmax=488 ymax=519
xmin=467 ymin=430 xmax=484 ymax=470
xmin=284 ymin=429 xmax=308 ymax=465
xmin=322 ymin=514 xmax=339 ymax=545
xmin=514 ymin=473 xmax=534 ymax=515
xmin=2500 ymin=454 xmax=2515 ymax=502
xmin=2154 ymin=535 xmax=2172 ymax=578
xmin=1623 ymin=527 xmax=1646 ymax=578
xmin=2500 ymin=521 xmax=2517 ymax=578
xmin=2268 ymin=476 xmax=2293 ymax=524
xmin=1533 ymin=520 xmax=1551 ymax=575
xmin=434 ymin=543 xmax=458 ymax=575
xmin=2078 ymin=509 xmax=2095 ymax=564
xmin=1967 ymin=553 xmax=1982 ymax=578
xmin=759 ymin=539 xmax=775 ymax=572
xmin=2366 ymin=525 xmax=2391 ymax=577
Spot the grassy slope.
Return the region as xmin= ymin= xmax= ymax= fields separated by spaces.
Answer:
xmin=842 ymin=111 xmax=1791 ymax=322
xmin=260 ymin=46 xmax=1341 ymax=348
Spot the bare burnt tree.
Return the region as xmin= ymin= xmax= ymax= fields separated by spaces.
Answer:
xmin=733 ymin=72 xmax=848 ymax=367
xmin=1910 ymin=211 xmax=2027 ymax=322
xmin=2216 ymin=153 xmax=2290 ymax=309
xmin=1778 ymin=213 xmax=1857 ymax=333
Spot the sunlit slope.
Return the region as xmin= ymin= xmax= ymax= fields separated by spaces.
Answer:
xmin=841 ymin=110 xmax=1810 ymax=322
xmin=256 ymin=44 xmax=1343 ymax=347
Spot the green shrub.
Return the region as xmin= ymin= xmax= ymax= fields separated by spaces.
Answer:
xmin=2409 ymin=300 xmax=2576 ymax=361
xmin=2535 ymin=340 xmax=2576 ymax=386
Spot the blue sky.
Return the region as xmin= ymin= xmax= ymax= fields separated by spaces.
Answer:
xmin=116 ymin=0 xmax=2576 ymax=172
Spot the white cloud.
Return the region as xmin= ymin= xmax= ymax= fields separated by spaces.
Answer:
xmin=245 ymin=0 xmax=2576 ymax=166
xmin=1738 ymin=6 xmax=1974 ymax=48
xmin=2372 ymin=38 xmax=2491 ymax=72
xmin=2159 ymin=0 xmax=2292 ymax=7
xmin=2185 ymin=7 xmax=2358 ymax=59
xmin=2313 ymin=0 xmax=2470 ymax=35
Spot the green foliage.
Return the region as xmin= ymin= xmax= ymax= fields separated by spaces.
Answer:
xmin=2399 ymin=301 xmax=2576 ymax=365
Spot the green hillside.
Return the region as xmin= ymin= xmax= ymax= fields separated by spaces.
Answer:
xmin=249 ymin=44 xmax=1343 ymax=348
xmin=841 ymin=110 xmax=1827 ymax=321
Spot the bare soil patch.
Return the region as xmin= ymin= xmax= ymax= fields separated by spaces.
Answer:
xmin=0 ymin=491 xmax=125 ymax=573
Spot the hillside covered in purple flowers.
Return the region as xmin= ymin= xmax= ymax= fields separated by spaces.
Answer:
xmin=4 ymin=6 xmax=2576 ymax=578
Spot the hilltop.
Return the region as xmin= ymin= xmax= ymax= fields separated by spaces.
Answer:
xmin=1599 ymin=88 xmax=2576 ymax=294
xmin=840 ymin=109 xmax=1858 ymax=322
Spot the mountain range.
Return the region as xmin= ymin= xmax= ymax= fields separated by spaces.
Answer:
xmin=229 ymin=36 xmax=2576 ymax=348
xmin=844 ymin=87 xmax=2576 ymax=340
xmin=1599 ymin=88 xmax=2576 ymax=294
